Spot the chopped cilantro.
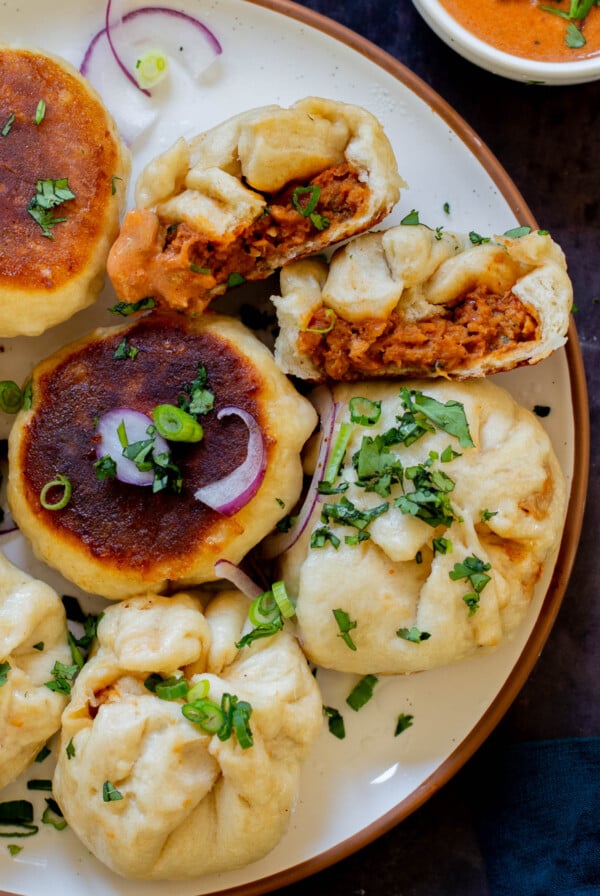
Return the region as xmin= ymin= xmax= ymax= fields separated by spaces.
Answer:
xmin=323 ymin=705 xmax=345 ymax=739
xmin=400 ymin=209 xmax=420 ymax=225
xmin=108 ymin=297 xmax=156 ymax=316
xmin=449 ymin=554 xmax=492 ymax=616
xmin=332 ymin=608 xmax=358 ymax=651
xmin=395 ymin=713 xmax=414 ymax=735
xmin=397 ymin=626 xmax=431 ymax=643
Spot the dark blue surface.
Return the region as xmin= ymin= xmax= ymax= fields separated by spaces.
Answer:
xmin=282 ymin=2 xmax=600 ymax=894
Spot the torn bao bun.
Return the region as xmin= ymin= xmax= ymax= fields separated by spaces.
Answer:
xmin=53 ymin=590 xmax=322 ymax=880
xmin=8 ymin=312 xmax=317 ymax=600
xmin=0 ymin=551 xmax=71 ymax=790
xmin=279 ymin=379 xmax=566 ymax=675
xmin=0 ymin=45 xmax=130 ymax=337
xmin=107 ymin=96 xmax=404 ymax=314
xmin=272 ymin=226 xmax=573 ymax=381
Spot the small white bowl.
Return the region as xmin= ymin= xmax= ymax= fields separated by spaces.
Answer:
xmin=412 ymin=0 xmax=600 ymax=85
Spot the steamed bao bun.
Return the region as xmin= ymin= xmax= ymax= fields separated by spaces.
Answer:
xmin=53 ymin=589 xmax=322 ymax=880
xmin=280 ymin=379 xmax=566 ymax=675
xmin=0 ymin=551 xmax=71 ymax=790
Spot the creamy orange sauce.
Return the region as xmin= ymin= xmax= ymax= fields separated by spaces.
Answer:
xmin=439 ymin=0 xmax=600 ymax=62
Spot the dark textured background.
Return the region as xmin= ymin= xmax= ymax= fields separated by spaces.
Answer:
xmin=281 ymin=2 xmax=599 ymax=894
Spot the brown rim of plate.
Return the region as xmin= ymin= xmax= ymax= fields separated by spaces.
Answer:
xmin=206 ymin=1 xmax=590 ymax=895
xmin=0 ymin=5 xmax=587 ymax=896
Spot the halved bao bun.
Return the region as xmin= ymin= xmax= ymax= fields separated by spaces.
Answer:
xmin=8 ymin=311 xmax=317 ymax=600
xmin=53 ymin=590 xmax=323 ymax=879
xmin=0 ymin=551 xmax=71 ymax=790
xmin=107 ymin=96 xmax=404 ymax=314
xmin=272 ymin=226 xmax=573 ymax=381
xmin=0 ymin=45 xmax=130 ymax=337
xmin=279 ymin=378 xmax=566 ymax=675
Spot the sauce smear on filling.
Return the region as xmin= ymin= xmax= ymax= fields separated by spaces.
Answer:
xmin=438 ymin=0 xmax=600 ymax=62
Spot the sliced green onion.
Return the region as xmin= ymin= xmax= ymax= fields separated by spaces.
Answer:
xmin=0 ymin=800 xmax=38 ymax=838
xmin=227 ymin=272 xmax=246 ymax=288
xmin=102 ymin=781 xmax=123 ymax=802
xmin=39 ymin=473 xmax=71 ymax=510
xmin=248 ymin=590 xmax=279 ymax=625
xmin=42 ymin=798 xmax=67 ymax=831
xmin=0 ymin=380 xmax=22 ymax=414
xmin=152 ymin=403 xmax=204 ymax=442
xmin=187 ymin=679 xmax=210 ymax=702
xmin=134 ymin=49 xmax=168 ymax=89
xmin=182 ymin=698 xmax=225 ymax=734
xmin=291 ymin=184 xmax=321 ymax=217
xmin=66 ymin=738 xmax=75 ymax=759
xmin=34 ymin=745 xmax=51 ymax=763
xmin=271 ymin=580 xmax=295 ymax=618
xmin=26 ymin=779 xmax=52 ymax=791
xmin=299 ymin=308 xmax=336 ymax=335
xmin=346 ymin=674 xmax=378 ymax=711
xmin=34 ymin=99 xmax=46 ymax=125
xmin=231 ymin=699 xmax=253 ymax=748
xmin=349 ymin=396 xmax=382 ymax=427
xmin=155 ymin=676 xmax=189 ymax=700
xmin=322 ymin=421 xmax=353 ymax=485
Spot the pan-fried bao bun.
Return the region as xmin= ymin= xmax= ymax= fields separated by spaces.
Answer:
xmin=0 ymin=45 xmax=130 ymax=337
xmin=107 ymin=97 xmax=404 ymax=314
xmin=272 ymin=225 xmax=572 ymax=381
xmin=8 ymin=312 xmax=317 ymax=600
xmin=53 ymin=590 xmax=323 ymax=879
xmin=0 ymin=551 xmax=71 ymax=790
xmin=279 ymin=379 xmax=566 ymax=674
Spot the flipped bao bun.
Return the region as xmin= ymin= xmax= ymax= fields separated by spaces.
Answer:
xmin=272 ymin=226 xmax=572 ymax=381
xmin=107 ymin=96 xmax=404 ymax=314
xmin=8 ymin=311 xmax=317 ymax=600
xmin=0 ymin=551 xmax=70 ymax=790
xmin=279 ymin=378 xmax=566 ymax=675
xmin=0 ymin=45 xmax=130 ymax=337
xmin=53 ymin=590 xmax=323 ymax=879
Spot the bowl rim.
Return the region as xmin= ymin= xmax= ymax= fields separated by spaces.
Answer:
xmin=412 ymin=0 xmax=600 ymax=83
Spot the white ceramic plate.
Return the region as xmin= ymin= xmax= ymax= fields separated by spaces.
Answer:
xmin=0 ymin=2 xmax=587 ymax=895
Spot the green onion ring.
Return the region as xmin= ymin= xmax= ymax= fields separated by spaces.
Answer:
xmin=155 ymin=676 xmax=189 ymax=700
xmin=248 ymin=590 xmax=279 ymax=625
xmin=152 ymin=403 xmax=204 ymax=442
xmin=272 ymin=581 xmax=295 ymax=618
xmin=182 ymin=699 xmax=225 ymax=734
xmin=322 ymin=421 xmax=353 ymax=485
xmin=187 ymin=679 xmax=210 ymax=702
xmin=39 ymin=474 xmax=72 ymax=511
xmin=349 ymin=396 xmax=382 ymax=426
xmin=0 ymin=380 xmax=22 ymax=414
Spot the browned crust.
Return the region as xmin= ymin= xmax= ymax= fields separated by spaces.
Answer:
xmin=13 ymin=312 xmax=269 ymax=579
xmin=0 ymin=47 xmax=122 ymax=290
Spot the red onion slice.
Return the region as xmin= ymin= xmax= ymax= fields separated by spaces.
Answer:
xmin=214 ymin=560 xmax=264 ymax=600
xmin=105 ymin=1 xmax=222 ymax=92
xmin=81 ymin=3 xmax=222 ymax=143
xmin=80 ymin=26 xmax=158 ymax=144
xmin=261 ymin=386 xmax=337 ymax=560
xmin=95 ymin=408 xmax=170 ymax=487
xmin=194 ymin=407 xmax=266 ymax=516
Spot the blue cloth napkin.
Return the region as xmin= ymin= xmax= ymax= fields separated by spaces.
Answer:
xmin=471 ymin=737 xmax=600 ymax=896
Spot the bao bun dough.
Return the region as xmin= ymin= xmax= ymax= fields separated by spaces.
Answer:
xmin=272 ymin=227 xmax=572 ymax=381
xmin=108 ymin=96 xmax=404 ymax=313
xmin=8 ymin=312 xmax=318 ymax=600
xmin=0 ymin=551 xmax=70 ymax=790
xmin=53 ymin=590 xmax=323 ymax=879
xmin=0 ymin=45 xmax=130 ymax=336
xmin=280 ymin=379 xmax=567 ymax=674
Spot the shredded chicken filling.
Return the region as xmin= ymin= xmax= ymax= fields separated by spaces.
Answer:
xmin=297 ymin=286 xmax=539 ymax=380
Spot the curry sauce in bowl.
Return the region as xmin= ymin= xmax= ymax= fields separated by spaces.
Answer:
xmin=413 ymin=0 xmax=600 ymax=84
